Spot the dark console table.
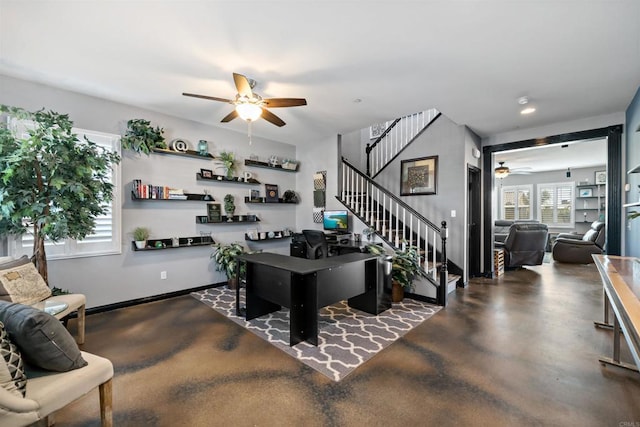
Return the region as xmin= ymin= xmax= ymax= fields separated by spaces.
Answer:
xmin=236 ymin=252 xmax=391 ymax=346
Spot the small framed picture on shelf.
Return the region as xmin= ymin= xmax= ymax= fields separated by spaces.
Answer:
xmin=265 ymin=184 xmax=279 ymax=202
xmin=594 ymin=170 xmax=606 ymax=185
xmin=207 ymin=203 xmax=222 ymax=223
xmin=200 ymin=168 xmax=213 ymax=179
xmin=579 ymin=188 xmax=593 ymax=198
xmin=249 ymin=189 xmax=260 ymax=202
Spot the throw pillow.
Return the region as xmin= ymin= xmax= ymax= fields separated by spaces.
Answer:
xmin=0 ymin=321 xmax=27 ymax=397
xmin=0 ymin=256 xmax=30 ymax=302
xmin=0 ymin=301 xmax=87 ymax=372
xmin=0 ymin=260 xmax=51 ymax=305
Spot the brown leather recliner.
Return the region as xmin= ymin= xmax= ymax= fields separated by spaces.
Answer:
xmin=551 ymin=221 xmax=605 ymax=264
xmin=495 ymin=222 xmax=549 ymax=267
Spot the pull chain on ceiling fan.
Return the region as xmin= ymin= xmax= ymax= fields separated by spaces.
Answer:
xmin=183 ymin=72 xmax=307 ymax=144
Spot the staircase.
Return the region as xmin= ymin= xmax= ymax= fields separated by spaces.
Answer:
xmin=339 ymin=158 xmax=458 ymax=306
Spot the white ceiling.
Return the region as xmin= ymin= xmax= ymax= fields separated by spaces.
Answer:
xmin=1 ymin=1 xmax=639 ymax=147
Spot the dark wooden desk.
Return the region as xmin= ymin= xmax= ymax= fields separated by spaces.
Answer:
xmin=592 ymin=255 xmax=640 ymax=372
xmin=236 ymin=252 xmax=387 ymax=346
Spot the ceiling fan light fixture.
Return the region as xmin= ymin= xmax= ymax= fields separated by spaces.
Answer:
xmin=517 ymin=96 xmax=536 ymax=115
xmin=236 ymin=103 xmax=262 ymax=121
xmin=495 ymin=161 xmax=510 ymax=178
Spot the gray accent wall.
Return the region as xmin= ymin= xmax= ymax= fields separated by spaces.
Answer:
xmin=1 ymin=75 xmax=298 ymax=308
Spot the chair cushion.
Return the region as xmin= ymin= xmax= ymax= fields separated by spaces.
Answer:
xmin=0 ymin=321 xmax=27 ymax=397
xmin=0 ymin=258 xmax=51 ymax=305
xmin=0 ymin=302 xmax=87 ymax=372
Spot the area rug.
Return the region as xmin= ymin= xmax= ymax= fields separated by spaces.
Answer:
xmin=192 ymin=287 xmax=440 ymax=381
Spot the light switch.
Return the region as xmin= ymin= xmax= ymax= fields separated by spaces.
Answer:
xmin=451 ymin=210 xmax=456 ymax=218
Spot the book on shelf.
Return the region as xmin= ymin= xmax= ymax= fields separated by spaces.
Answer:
xmin=265 ymin=184 xmax=279 ymax=202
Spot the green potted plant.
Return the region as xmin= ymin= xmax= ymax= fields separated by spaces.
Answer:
xmin=121 ymin=119 xmax=167 ymax=154
xmin=224 ymin=194 xmax=235 ymax=221
xmin=366 ymin=242 xmax=427 ymax=302
xmin=217 ymin=151 xmax=235 ymax=179
xmin=132 ymin=227 xmax=151 ymax=249
xmin=211 ymin=242 xmax=246 ymax=289
xmin=0 ymin=105 xmax=120 ymax=283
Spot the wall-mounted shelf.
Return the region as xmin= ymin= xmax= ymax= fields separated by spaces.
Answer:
xmin=132 ymin=236 xmax=214 ymax=251
xmin=244 ymin=159 xmax=299 ymax=172
xmin=196 ymin=215 xmax=260 ymax=224
xmin=244 ymin=197 xmax=297 ymax=204
xmin=131 ymin=191 xmax=213 ymax=202
xmin=152 ymin=148 xmax=215 ymax=160
xmin=245 ymin=232 xmax=292 ymax=242
xmin=196 ymin=173 xmax=260 ymax=185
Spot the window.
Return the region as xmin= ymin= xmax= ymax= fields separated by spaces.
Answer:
xmin=537 ymin=182 xmax=575 ymax=228
xmin=9 ymin=127 xmax=121 ymax=259
xmin=500 ymin=185 xmax=532 ymax=221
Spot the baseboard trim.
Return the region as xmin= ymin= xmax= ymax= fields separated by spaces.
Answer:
xmin=84 ymin=282 xmax=225 ymax=316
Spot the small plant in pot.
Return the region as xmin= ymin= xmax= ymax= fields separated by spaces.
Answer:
xmin=366 ymin=242 xmax=427 ymax=302
xmin=121 ymin=119 xmax=167 ymax=155
xmin=132 ymin=227 xmax=151 ymax=249
xmin=224 ymin=194 xmax=235 ymax=221
xmin=211 ymin=242 xmax=246 ymax=290
xmin=217 ymin=151 xmax=235 ymax=179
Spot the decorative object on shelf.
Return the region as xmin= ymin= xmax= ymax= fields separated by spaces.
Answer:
xmin=401 ymin=155 xmax=438 ymax=196
xmin=362 ymin=227 xmax=376 ymax=241
xmin=243 ymin=171 xmax=253 ymax=182
xmin=579 ymin=188 xmax=593 ymax=198
xmin=171 ymin=237 xmax=180 ymax=247
xmin=249 ymin=189 xmax=260 ymax=202
xmin=207 ymin=203 xmax=222 ymax=223
xmin=281 ymin=159 xmax=299 ymax=171
xmin=217 ymin=151 xmax=236 ymax=179
xmin=211 ymin=242 xmax=247 ymax=290
xmin=283 ymin=228 xmax=292 ymax=237
xmin=132 ymin=235 xmax=214 ymax=251
xmin=170 ymin=138 xmax=189 ymax=152
xmin=313 ymin=171 xmax=326 ymax=223
xmin=247 ymin=229 xmax=258 ymax=240
xmin=0 ymin=105 xmax=121 ymax=283
xmin=224 ymin=194 xmax=235 ymax=221
xmin=197 ymin=139 xmax=209 ymax=156
xmin=268 ymin=155 xmax=279 ymax=167
xmin=121 ymin=119 xmax=167 ymax=155
xmin=265 ymin=184 xmax=279 ymax=202
xmin=283 ymin=190 xmax=298 ymax=203
xmin=200 ymin=168 xmax=213 ymax=179
xmin=132 ymin=227 xmax=151 ymax=249
xmin=595 ymin=170 xmax=607 ymax=185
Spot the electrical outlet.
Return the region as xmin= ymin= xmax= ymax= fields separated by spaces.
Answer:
xmin=160 ymin=271 xmax=167 ymax=280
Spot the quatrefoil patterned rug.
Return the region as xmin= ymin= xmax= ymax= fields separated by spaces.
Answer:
xmin=192 ymin=287 xmax=440 ymax=381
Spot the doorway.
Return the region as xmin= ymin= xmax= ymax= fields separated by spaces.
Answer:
xmin=468 ymin=165 xmax=482 ymax=277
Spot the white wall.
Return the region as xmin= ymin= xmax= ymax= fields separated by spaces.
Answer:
xmin=1 ymin=75 xmax=299 ymax=308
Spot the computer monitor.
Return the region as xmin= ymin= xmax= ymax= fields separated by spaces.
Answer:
xmin=322 ymin=210 xmax=349 ymax=232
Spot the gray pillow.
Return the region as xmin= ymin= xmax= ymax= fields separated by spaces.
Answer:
xmin=0 ymin=301 xmax=87 ymax=372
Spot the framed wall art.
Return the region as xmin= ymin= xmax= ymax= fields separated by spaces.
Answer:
xmin=400 ymin=156 xmax=438 ymax=196
xmin=369 ymin=122 xmax=387 ymax=139
xmin=594 ymin=170 xmax=606 ymax=185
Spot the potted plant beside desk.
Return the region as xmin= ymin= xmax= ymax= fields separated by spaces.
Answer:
xmin=366 ymin=242 xmax=427 ymax=302
xmin=211 ymin=242 xmax=246 ymax=290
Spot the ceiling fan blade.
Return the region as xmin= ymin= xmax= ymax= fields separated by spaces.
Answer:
xmin=220 ymin=110 xmax=238 ymax=123
xmin=263 ymin=98 xmax=307 ymax=108
xmin=261 ymin=108 xmax=286 ymax=127
xmin=233 ymin=73 xmax=253 ymax=98
xmin=182 ymin=92 xmax=232 ymax=103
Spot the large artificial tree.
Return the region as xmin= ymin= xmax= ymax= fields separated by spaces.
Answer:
xmin=0 ymin=105 xmax=120 ymax=283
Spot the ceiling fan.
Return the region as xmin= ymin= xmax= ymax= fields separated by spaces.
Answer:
xmin=182 ymin=73 xmax=307 ymax=127
xmin=495 ymin=161 xmax=532 ymax=178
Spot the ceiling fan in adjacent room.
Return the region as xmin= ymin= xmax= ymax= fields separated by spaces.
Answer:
xmin=182 ymin=72 xmax=307 ymax=127
xmin=495 ymin=162 xmax=532 ymax=178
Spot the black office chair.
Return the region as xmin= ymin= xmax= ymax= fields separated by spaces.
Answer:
xmin=302 ymin=229 xmax=328 ymax=259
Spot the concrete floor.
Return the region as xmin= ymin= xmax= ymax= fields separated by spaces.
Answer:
xmin=57 ymin=261 xmax=640 ymax=426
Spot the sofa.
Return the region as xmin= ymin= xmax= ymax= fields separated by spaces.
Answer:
xmin=552 ymin=221 xmax=606 ymax=264
xmin=495 ymin=222 xmax=549 ymax=268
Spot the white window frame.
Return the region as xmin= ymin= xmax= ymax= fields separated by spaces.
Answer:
xmin=9 ymin=124 xmax=122 ymax=260
xmin=500 ymin=185 xmax=533 ymax=221
xmin=537 ymin=182 xmax=575 ymax=228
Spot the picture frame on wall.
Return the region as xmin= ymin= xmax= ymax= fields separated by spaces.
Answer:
xmin=400 ymin=156 xmax=438 ymax=196
xmin=369 ymin=122 xmax=387 ymax=139
xmin=579 ymin=188 xmax=593 ymax=198
xmin=594 ymin=170 xmax=607 ymax=185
